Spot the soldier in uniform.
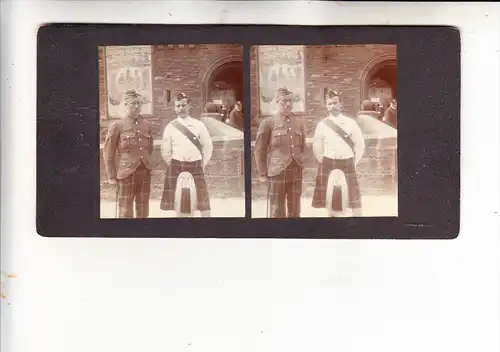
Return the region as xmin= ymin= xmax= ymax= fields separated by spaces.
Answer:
xmin=254 ymin=87 xmax=306 ymax=218
xmin=103 ymin=90 xmax=155 ymax=218
xmin=311 ymin=89 xmax=365 ymax=217
xmin=160 ymin=93 xmax=214 ymax=217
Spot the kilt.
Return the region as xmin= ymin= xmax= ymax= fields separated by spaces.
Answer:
xmin=311 ymin=157 xmax=362 ymax=209
xmin=116 ymin=162 xmax=152 ymax=218
xmin=160 ymin=159 xmax=211 ymax=211
xmin=267 ymin=160 xmax=303 ymax=218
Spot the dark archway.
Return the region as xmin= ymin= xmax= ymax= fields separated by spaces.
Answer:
xmin=360 ymin=56 xmax=397 ymax=106
xmin=205 ymin=61 xmax=243 ymax=112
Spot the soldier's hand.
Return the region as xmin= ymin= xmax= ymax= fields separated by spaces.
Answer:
xmin=259 ymin=176 xmax=268 ymax=182
xmin=108 ymin=178 xmax=117 ymax=186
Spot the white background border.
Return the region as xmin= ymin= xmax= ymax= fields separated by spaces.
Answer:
xmin=1 ymin=2 xmax=499 ymax=352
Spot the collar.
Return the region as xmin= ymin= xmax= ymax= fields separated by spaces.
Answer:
xmin=177 ymin=115 xmax=193 ymax=124
xmin=276 ymin=111 xmax=293 ymax=121
xmin=125 ymin=114 xmax=142 ymax=123
xmin=328 ymin=113 xmax=344 ymax=121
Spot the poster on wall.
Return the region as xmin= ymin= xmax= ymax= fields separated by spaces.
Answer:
xmin=368 ymin=78 xmax=393 ymax=106
xmin=257 ymin=45 xmax=305 ymax=115
xmin=105 ymin=45 xmax=153 ymax=117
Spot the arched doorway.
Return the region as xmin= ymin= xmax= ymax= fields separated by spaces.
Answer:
xmin=361 ymin=55 xmax=397 ymax=108
xmin=203 ymin=58 xmax=243 ymax=113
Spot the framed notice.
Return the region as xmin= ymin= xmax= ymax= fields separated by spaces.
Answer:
xmin=257 ymin=45 xmax=305 ymax=116
xmin=104 ymin=45 xmax=153 ymax=117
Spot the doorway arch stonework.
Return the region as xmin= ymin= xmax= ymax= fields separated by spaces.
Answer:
xmin=359 ymin=54 xmax=397 ymax=102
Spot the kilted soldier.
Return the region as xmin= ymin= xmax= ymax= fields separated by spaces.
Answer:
xmin=311 ymin=89 xmax=365 ymax=217
xmin=254 ymin=87 xmax=306 ymax=218
xmin=160 ymin=93 xmax=214 ymax=217
xmin=103 ymin=90 xmax=155 ymax=218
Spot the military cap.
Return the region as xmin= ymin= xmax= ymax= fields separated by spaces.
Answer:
xmin=123 ymin=89 xmax=143 ymax=103
xmin=276 ymin=87 xmax=293 ymax=102
xmin=325 ymin=89 xmax=340 ymax=100
xmin=174 ymin=92 xmax=190 ymax=102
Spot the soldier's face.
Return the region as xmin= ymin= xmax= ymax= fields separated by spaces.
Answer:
xmin=326 ymin=96 xmax=341 ymax=115
xmin=174 ymin=98 xmax=190 ymax=118
xmin=125 ymin=99 xmax=142 ymax=118
xmin=278 ymin=94 xmax=294 ymax=114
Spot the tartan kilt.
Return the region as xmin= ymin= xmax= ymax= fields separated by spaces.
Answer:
xmin=160 ymin=159 xmax=211 ymax=211
xmin=311 ymin=157 xmax=362 ymax=209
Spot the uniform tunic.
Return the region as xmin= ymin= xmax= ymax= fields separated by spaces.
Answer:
xmin=311 ymin=114 xmax=365 ymax=209
xmin=160 ymin=116 xmax=213 ymax=211
xmin=254 ymin=112 xmax=306 ymax=218
xmin=103 ymin=115 xmax=155 ymax=218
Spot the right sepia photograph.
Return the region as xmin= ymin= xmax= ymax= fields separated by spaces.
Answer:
xmin=250 ymin=44 xmax=398 ymax=218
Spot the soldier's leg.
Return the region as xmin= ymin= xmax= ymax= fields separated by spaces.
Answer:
xmin=286 ymin=164 xmax=303 ymax=218
xmin=347 ymin=162 xmax=363 ymax=217
xmin=160 ymin=162 xmax=178 ymax=217
xmin=117 ymin=174 xmax=134 ymax=218
xmin=194 ymin=166 xmax=211 ymax=218
xmin=135 ymin=165 xmax=152 ymax=218
xmin=268 ymin=174 xmax=286 ymax=218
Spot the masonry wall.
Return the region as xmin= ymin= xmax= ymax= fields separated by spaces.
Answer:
xmin=250 ymin=138 xmax=398 ymax=201
xmin=99 ymin=45 xmax=245 ymax=200
xmin=99 ymin=44 xmax=243 ymax=139
xmin=249 ymin=45 xmax=398 ymax=200
xmin=250 ymin=44 xmax=397 ymax=139
xmin=100 ymin=139 xmax=244 ymax=202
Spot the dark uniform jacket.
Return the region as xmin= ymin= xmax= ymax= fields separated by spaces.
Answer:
xmin=254 ymin=113 xmax=306 ymax=177
xmin=103 ymin=116 xmax=155 ymax=180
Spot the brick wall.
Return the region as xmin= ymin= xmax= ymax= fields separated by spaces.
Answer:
xmin=100 ymin=139 xmax=244 ymax=202
xmin=250 ymin=138 xmax=398 ymax=201
xmin=99 ymin=44 xmax=243 ymax=127
xmin=250 ymin=45 xmax=397 ymax=138
xmin=98 ymin=44 xmax=397 ymax=202
xmin=151 ymin=44 xmax=243 ymax=129
xmin=99 ymin=45 xmax=244 ymax=200
xmin=249 ymin=45 xmax=398 ymax=200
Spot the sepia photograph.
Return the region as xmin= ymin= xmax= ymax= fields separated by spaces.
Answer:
xmin=250 ymin=44 xmax=398 ymax=218
xmin=99 ymin=44 xmax=245 ymax=218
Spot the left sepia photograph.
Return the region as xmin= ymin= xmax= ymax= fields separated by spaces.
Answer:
xmin=99 ymin=44 xmax=245 ymax=219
